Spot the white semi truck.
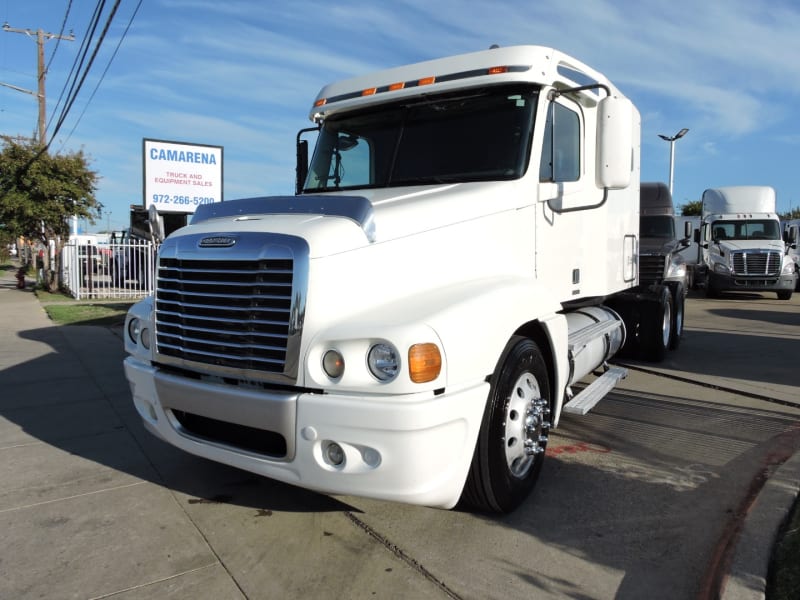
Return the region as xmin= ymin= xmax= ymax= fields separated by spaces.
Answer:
xmin=695 ymin=186 xmax=796 ymax=300
xmin=123 ymin=45 xmax=677 ymax=513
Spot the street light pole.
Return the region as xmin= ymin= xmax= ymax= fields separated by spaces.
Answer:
xmin=658 ymin=128 xmax=689 ymax=197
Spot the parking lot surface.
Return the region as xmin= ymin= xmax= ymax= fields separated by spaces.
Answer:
xmin=1 ymin=267 xmax=798 ymax=599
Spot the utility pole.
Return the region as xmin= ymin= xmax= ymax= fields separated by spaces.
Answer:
xmin=2 ymin=22 xmax=75 ymax=144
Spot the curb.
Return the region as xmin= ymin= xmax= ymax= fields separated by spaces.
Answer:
xmin=722 ymin=449 xmax=800 ymax=599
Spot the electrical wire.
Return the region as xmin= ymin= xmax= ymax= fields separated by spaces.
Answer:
xmin=45 ymin=0 xmax=73 ymax=73
xmin=57 ymin=0 xmax=141 ymax=150
xmin=47 ymin=0 xmax=106 ymax=141
xmin=48 ymin=0 xmax=122 ymax=146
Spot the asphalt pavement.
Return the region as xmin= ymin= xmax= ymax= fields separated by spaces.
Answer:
xmin=0 ymin=262 xmax=798 ymax=599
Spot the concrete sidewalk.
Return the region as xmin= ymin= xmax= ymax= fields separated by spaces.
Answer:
xmin=0 ymin=265 xmax=245 ymax=599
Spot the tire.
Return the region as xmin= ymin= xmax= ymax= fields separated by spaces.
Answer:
xmin=669 ymin=283 xmax=684 ymax=351
xmin=461 ymin=336 xmax=551 ymax=514
xmin=640 ymin=286 xmax=673 ymax=362
xmin=777 ymin=290 xmax=793 ymax=300
xmin=705 ymin=279 xmax=718 ymax=298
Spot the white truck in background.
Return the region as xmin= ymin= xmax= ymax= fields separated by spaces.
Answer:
xmin=123 ymin=45 xmax=678 ymax=513
xmin=695 ymin=186 xmax=796 ymax=300
xmin=784 ymin=219 xmax=800 ymax=289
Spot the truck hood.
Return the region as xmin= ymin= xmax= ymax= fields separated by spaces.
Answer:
xmin=716 ymin=239 xmax=785 ymax=253
xmin=174 ymin=183 xmax=521 ymax=258
xmin=639 ymin=237 xmax=679 ymax=255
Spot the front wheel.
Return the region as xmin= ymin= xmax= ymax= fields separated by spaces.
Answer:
xmin=640 ymin=286 xmax=673 ymax=362
xmin=461 ymin=336 xmax=551 ymax=513
xmin=777 ymin=290 xmax=793 ymax=300
xmin=669 ymin=283 xmax=685 ymax=350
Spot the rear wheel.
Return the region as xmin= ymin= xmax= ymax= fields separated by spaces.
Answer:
xmin=640 ymin=286 xmax=673 ymax=362
xmin=461 ymin=336 xmax=551 ymax=513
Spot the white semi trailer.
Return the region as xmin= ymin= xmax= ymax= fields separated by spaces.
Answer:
xmin=696 ymin=186 xmax=796 ymax=300
xmin=123 ymin=45 xmax=676 ymax=513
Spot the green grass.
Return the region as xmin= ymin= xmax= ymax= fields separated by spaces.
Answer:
xmin=769 ymin=497 xmax=800 ymax=599
xmin=34 ymin=289 xmax=134 ymax=327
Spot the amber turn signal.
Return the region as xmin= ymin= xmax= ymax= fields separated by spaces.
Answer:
xmin=408 ymin=343 xmax=441 ymax=383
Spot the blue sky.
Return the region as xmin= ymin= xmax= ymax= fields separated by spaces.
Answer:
xmin=2 ymin=0 xmax=800 ymax=231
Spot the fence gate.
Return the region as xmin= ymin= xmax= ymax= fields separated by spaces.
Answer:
xmin=61 ymin=239 xmax=156 ymax=300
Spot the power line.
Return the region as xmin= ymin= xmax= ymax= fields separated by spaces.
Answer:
xmin=58 ymin=0 xmax=141 ymax=149
xmin=49 ymin=0 xmax=122 ymax=146
xmin=45 ymin=0 xmax=74 ymax=72
xmin=47 ymin=0 xmax=107 ymax=141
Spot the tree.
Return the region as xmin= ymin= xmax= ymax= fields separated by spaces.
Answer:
xmin=779 ymin=207 xmax=800 ymax=220
xmin=0 ymin=137 xmax=101 ymax=290
xmin=679 ymin=200 xmax=702 ymax=216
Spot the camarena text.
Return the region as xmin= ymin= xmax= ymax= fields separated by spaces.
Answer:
xmin=149 ymin=148 xmax=217 ymax=164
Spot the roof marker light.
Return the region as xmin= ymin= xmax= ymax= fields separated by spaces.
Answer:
xmin=388 ymin=82 xmax=405 ymax=91
xmin=418 ymin=76 xmax=435 ymax=86
xmin=314 ymin=98 xmax=327 ymax=107
xmin=488 ymin=66 xmax=509 ymax=75
xmin=361 ymin=87 xmax=377 ymax=96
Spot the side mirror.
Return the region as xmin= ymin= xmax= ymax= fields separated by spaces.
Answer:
xmin=596 ymin=95 xmax=635 ymax=190
xmin=147 ymin=204 xmax=165 ymax=244
xmin=684 ymin=220 xmax=692 ymax=240
xmin=693 ymin=229 xmax=700 ymax=243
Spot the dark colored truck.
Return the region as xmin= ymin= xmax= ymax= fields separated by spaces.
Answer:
xmin=611 ymin=182 xmax=690 ymax=360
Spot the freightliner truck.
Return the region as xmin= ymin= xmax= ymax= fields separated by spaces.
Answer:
xmin=612 ymin=182 xmax=689 ymax=361
xmin=695 ymin=186 xmax=796 ymax=300
xmin=123 ymin=45 xmax=678 ymax=513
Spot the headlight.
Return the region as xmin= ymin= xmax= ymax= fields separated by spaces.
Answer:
xmin=666 ymin=255 xmax=686 ymax=279
xmin=367 ymin=343 xmax=399 ymax=381
xmin=713 ymin=262 xmax=730 ymax=274
xmin=782 ymin=260 xmax=795 ymax=275
xmin=140 ymin=327 xmax=151 ymax=349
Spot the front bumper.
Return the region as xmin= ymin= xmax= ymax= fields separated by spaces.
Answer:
xmin=124 ymin=357 xmax=488 ymax=509
xmin=707 ymin=272 xmax=796 ymax=292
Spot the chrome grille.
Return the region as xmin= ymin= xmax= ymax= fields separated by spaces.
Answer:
xmin=638 ymin=254 xmax=666 ymax=285
xmin=731 ymin=251 xmax=781 ymax=276
xmin=155 ymin=256 xmax=297 ymax=379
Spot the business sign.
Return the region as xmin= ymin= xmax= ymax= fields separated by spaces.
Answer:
xmin=143 ymin=139 xmax=223 ymax=213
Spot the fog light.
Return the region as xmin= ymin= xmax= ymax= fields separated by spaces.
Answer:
xmin=324 ymin=442 xmax=345 ymax=466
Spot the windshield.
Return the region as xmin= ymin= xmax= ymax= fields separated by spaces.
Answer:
xmin=640 ymin=215 xmax=675 ymax=239
xmin=303 ymin=84 xmax=539 ymax=192
xmin=711 ymin=219 xmax=781 ymax=241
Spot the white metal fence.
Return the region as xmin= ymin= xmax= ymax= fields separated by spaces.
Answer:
xmin=61 ymin=239 xmax=156 ymax=300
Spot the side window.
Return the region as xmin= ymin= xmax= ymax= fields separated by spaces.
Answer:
xmin=539 ymin=101 xmax=580 ymax=183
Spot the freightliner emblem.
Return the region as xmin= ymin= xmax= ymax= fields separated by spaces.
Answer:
xmin=199 ymin=236 xmax=237 ymax=248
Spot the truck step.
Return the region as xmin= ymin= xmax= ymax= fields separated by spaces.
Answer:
xmin=562 ymin=366 xmax=628 ymax=415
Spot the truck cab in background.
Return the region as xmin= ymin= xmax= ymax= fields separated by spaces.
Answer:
xmin=695 ymin=186 xmax=796 ymax=300
xmin=610 ymin=182 xmax=688 ymax=361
